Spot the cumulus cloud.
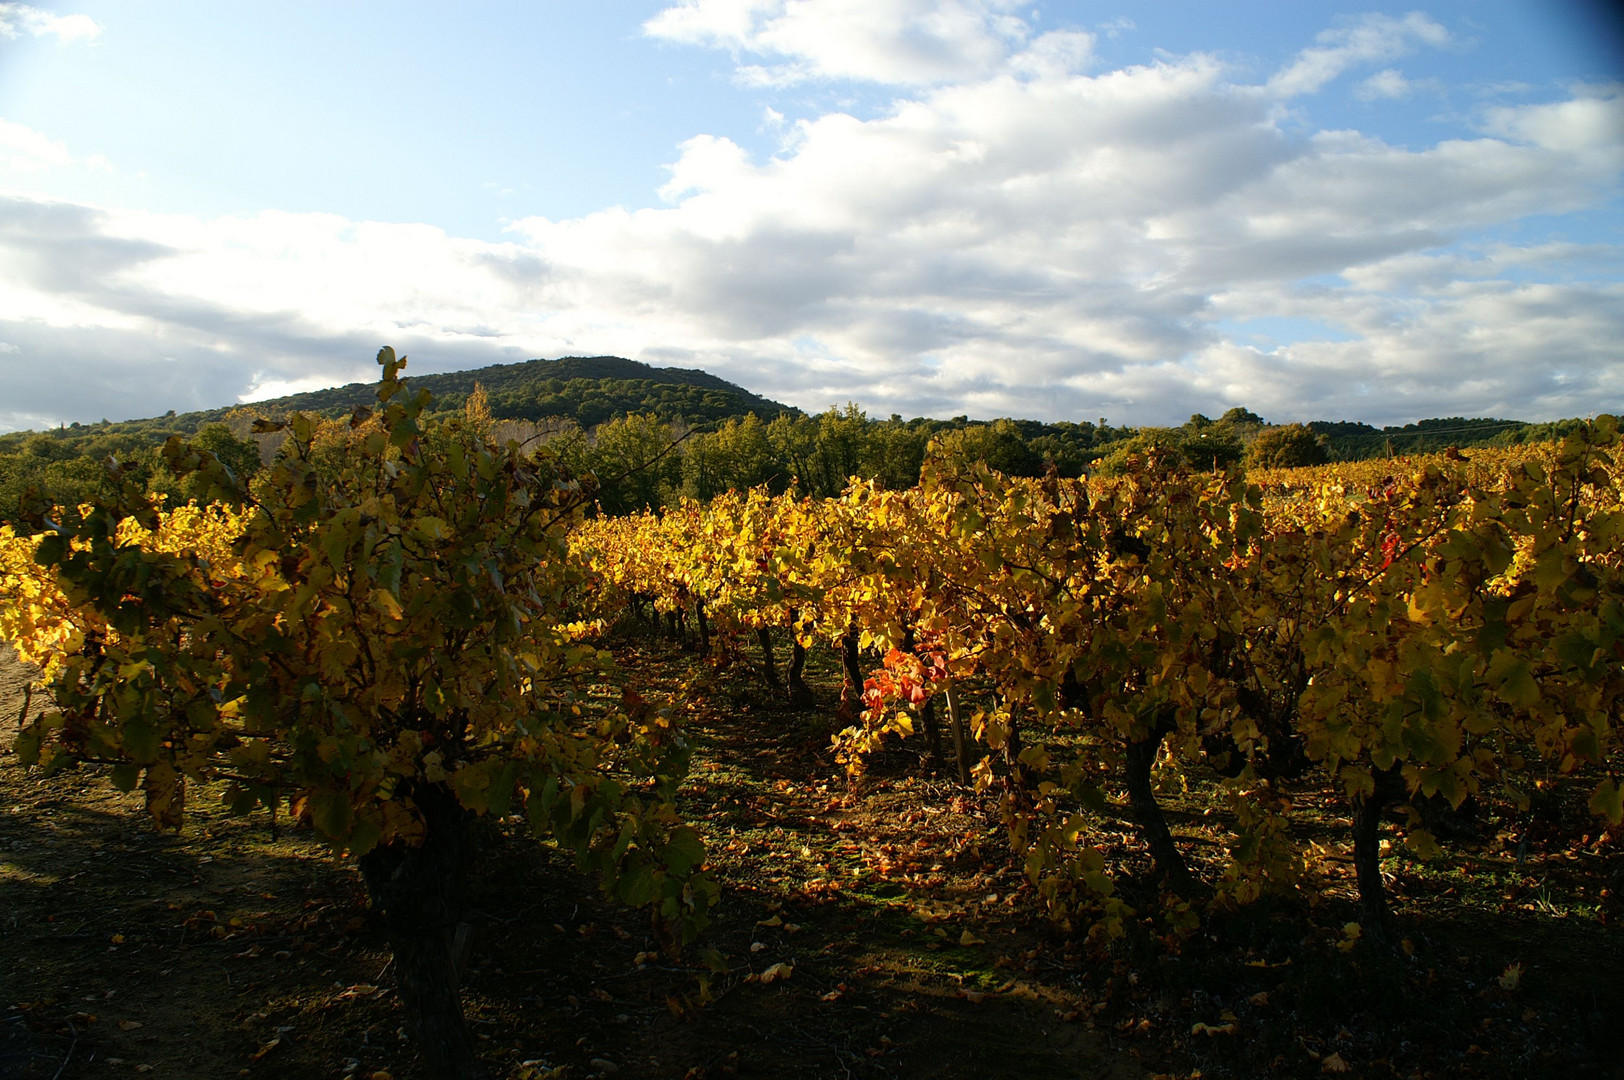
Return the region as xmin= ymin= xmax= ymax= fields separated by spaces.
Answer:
xmin=0 ymin=3 xmax=100 ymax=43
xmin=3 ymin=12 xmax=1622 ymax=432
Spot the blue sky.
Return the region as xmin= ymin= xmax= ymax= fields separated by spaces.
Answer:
xmin=1 ymin=1 xmax=1621 ymax=430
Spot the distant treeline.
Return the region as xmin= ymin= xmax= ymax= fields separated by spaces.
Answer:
xmin=0 ymin=353 xmax=1595 ymax=524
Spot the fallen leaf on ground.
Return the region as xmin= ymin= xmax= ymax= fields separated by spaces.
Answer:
xmin=1191 ymin=1022 xmax=1237 ymax=1036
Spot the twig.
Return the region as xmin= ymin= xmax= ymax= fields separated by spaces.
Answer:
xmin=50 ymin=1019 xmax=79 ymax=1080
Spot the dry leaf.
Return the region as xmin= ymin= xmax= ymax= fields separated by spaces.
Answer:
xmin=118 ymin=1020 xmax=143 ymax=1031
xmin=759 ymin=962 xmax=793 ymax=984
xmin=756 ymin=915 xmax=783 ymax=928
xmin=1498 ymin=962 xmax=1523 ymax=991
xmin=1191 ymin=1022 xmax=1237 ymax=1036
xmin=959 ymin=930 xmax=986 ymax=947
xmin=1321 ymin=1052 xmax=1351 ymax=1073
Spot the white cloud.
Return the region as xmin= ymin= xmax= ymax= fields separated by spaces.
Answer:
xmin=0 ymin=117 xmax=114 ymax=180
xmin=1356 ymin=68 xmax=1414 ymax=100
xmin=644 ymin=0 xmax=1039 ymax=85
xmin=1482 ymin=83 xmax=1624 ymax=155
xmin=1269 ymin=12 xmax=1449 ymax=98
xmin=0 ymin=3 xmax=101 ymax=43
xmin=2 ymin=19 xmax=1621 ymax=432
xmin=0 ymin=118 xmax=72 ymax=173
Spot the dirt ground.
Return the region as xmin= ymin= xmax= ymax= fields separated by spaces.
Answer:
xmin=2 ymin=636 xmax=1619 ymax=1080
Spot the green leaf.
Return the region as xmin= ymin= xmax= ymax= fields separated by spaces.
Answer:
xmin=122 ymin=716 xmax=162 ymax=762
xmin=309 ymin=791 xmax=353 ymax=839
xmin=1404 ymin=828 xmax=1441 ymax=860
xmin=1496 ymin=659 xmax=1540 ymax=709
xmin=33 ymin=533 xmax=64 ymax=568
xmin=15 ymin=724 xmax=42 ymax=767
xmin=661 ymin=826 xmax=706 ymax=876
xmin=344 ymin=817 xmax=382 ymax=858
xmin=618 ymin=864 xmax=657 ymax=907
xmin=1589 ymin=779 xmax=1624 ymax=826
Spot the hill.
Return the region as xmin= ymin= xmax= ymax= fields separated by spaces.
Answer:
xmin=58 ymin=355 xmax=794 ymax=440
xmin=228 ymin=355 xmax=794 ymax=429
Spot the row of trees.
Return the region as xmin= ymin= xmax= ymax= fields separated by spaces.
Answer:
xmin=543 ymin=406 xmax=1332 ymax=515
xmin=11 ymin=376 xmax=1575 ymax=526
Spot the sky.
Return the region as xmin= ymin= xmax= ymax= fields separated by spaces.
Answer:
xmin=1 ymin=1 xmax=1622 ymax=433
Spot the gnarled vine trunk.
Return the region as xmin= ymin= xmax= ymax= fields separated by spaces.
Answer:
xmin=785 ymin=610 xmax=814 ymax=706
xmin=1123 ymin=715 xmax=1197 ymax=896
xmin=1350 ymin=764 xmax=1407 ymax=943
xmin=358 ymin=783 xmax=488 ymax=1080
xmin=840 ymin=627 xmax=863 ymax=714
xmin=694 ymin=599 xmax=710 ymax=657
xmin=757 ymin=628 xmax=780 ymax=690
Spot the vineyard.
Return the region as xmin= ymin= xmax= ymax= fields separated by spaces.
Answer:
xmin=1 ymin=352 xmax=1619 ymax=1078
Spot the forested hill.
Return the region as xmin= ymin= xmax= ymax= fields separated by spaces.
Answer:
xmin=96 ymin=355 xmax=795 ymax=438
xmin=244 ymin=356 xmax=794 ymax=428
xmin=1305 ymin=416 xmax=1574 ymax=459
